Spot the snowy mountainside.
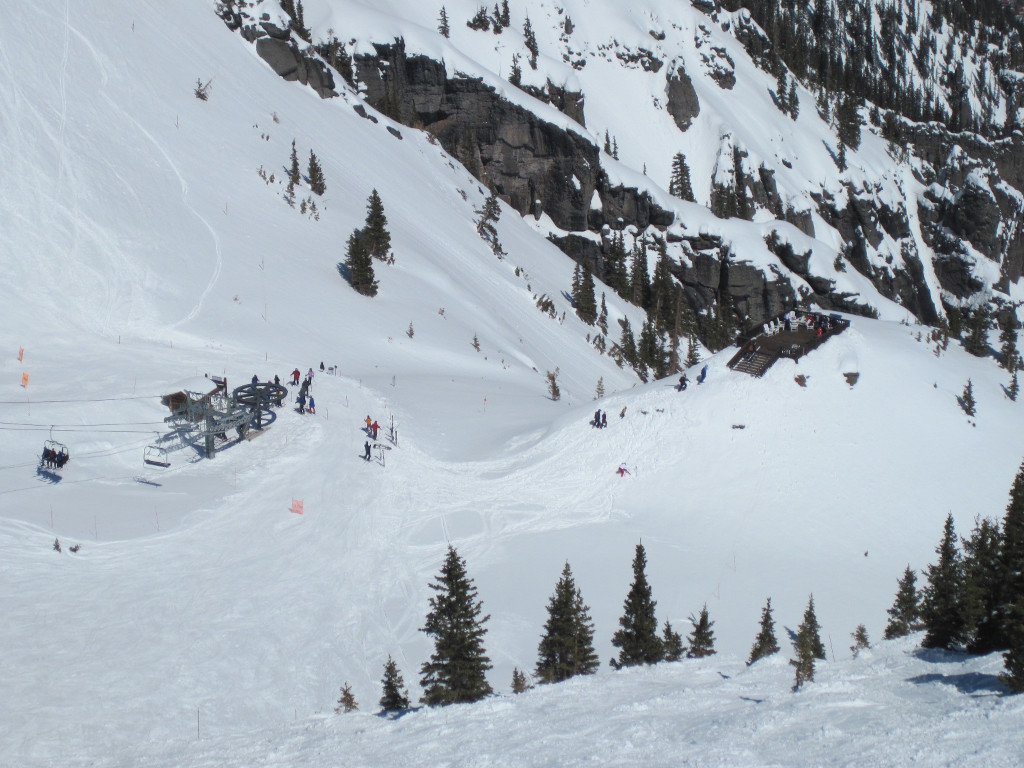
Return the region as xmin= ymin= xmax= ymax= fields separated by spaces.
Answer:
xmin=2 ymin=1 xmax=1024 ymax=765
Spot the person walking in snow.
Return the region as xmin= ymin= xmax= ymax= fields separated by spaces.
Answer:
xmin=678 ymin=374 xmax=688 ymax=391
xmin=593 ymin=409 xmax=601 ymax=428
xmin=320 ymin=361 xmax=325 ymax=371
xmin=364 ymin=441 xmax=371 ymax=461
xmin=292 ymin=368 xmax=301 ymax=385
xmin=698 ymin=365 xmax=708 ymax=384
xmin=297 ymin=394 xmax=306 ymax=414
xmin=371 ymin=420 xmax=380 ymax=440
xmin=308 ymin=396 xmax=316 ymax=415
xmin=365 ymin=415 xmax=372 ymax=434
xmin=601 ymin=412 xmax=608 ymax=428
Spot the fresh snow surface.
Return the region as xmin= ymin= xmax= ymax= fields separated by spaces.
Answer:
xmin=1 ymin=1 xmax=1024 ymax=766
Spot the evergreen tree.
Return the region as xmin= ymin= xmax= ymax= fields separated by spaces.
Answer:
xmin=438 ymin=6 xmax=451 ymax=38
xmin=961 ymin=378 xmax=976 ymax=417
xmin=669 ymin=153 xmax=695 ymax=201
xmin=573 ymin=259 xmax=598 ymax=325
xmin=790 ymin=595 xmax=823 ymax=690
xmin=747 ymin=597 xmax=780 ymax=665
xmin=523 ymin=15 xmax=539 ymax=67
xmin=602 ymin=232 xmax=629 ymax=298
xmin=850 ymin=624 xmax=870 ymax=657
xmin=964 ymin=306 xmax=990 ymax=356
xmin=546 ymin=369 xmax=561 ymax=401
xmin=475 ymin=193 xmax=504 ymax=256
xmin=884 ymin=566 xmax=921 ymax=639
xmin=610 ymin=543 xmax=664 ymax=667
xmin=686 ymin=605 xmax=716 ymax=658
xmin=598 ymin=293 xmax=609 ymax=335
xmin=334 ymin=682 xmax=358 ymax=713
xmin=836 ymin=141 xmax=847 ymax=172
xmin=787 ymin=79 xmax=800 ymax=119
xmin=509 ymin=53 xmax=522 ymax=87
xmin=307 ymin=150 xmax=326 ymax=196
xmin=638 ymin=321 xmax=661 ymax=381
xmin=535 ymin=562 xmax=600 ymax=683
xmin=921 ymin=514 xmax=969 ymax=650
xmin=363 ymin=189 xmax=393 ymax=262
xmin=1000 ymin=462 xmax=1024 ymax=689
xmin=498 ymin=0 xmax=510 ymax=28
xmin=836 ymin=93 xmax=862 ymax=150
xmin=379 ymin=656 xmax=410 ymax=713
xmin=511 ymin=667 xmax=529 ymax=693
xmin=344 ymin=230 xmax=378 ymax=297
xmin=617 ymin=317 xmax=638 ymax=370
xmin=685 ymin=332 xmax=701 ymax=368
xmin=419 ymin=546 xmax=493 ymax=705
xmin=998 ymin=315 xmax=1019 ymax=372
xmin=1011 ymin=368 xmax=1020 ymax=402
xmin=289 ymin=139 xmax=301 ymax=188
xmin=594 ymin=377 xmax=605 ymax=400
xmin=629 ymin=242 xmax=650 ymax=309
xmin=650 ymin=251 xmax=677 ymax=332
xmin=962 ymin=516 xmax=1004 ymax=653
xmin=662 ymin=621 xmax=684 ymax=662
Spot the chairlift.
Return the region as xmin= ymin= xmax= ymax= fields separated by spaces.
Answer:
xmin=143 ymin=445 xmax=170 ymax=469
xmin=41 ymin=439 xmax=69 ymax=471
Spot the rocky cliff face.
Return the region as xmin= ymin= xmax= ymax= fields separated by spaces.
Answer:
xmin=216 ymin=0 xmax=1024 ymax=339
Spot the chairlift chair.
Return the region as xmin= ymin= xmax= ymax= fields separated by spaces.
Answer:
xmin=143 ymin=445 xmax=170 ymax=469
xmin=41 ymin=439 xmax=69 ymax=470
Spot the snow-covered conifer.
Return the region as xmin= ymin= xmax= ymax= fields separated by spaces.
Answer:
xmin=610 ymin=543 xmax=664 ymax=668
xmin=748 ymin=597 xmax=780 ymax=664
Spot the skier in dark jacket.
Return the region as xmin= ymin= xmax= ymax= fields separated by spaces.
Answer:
xmin=678 ymin=374 xmax=688 ymax=391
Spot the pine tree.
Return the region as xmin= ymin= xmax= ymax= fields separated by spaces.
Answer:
xmin=610 ymin=543 xmax=664 ymax=668
xmin=598 ymin=293 xmax=609 ymax=335
xmin=1010 ymin=369 xmax=1020 ymax=402
xmin=850 ymin=625 xmax=870 ymax=657
xmin=964 ymin=306 xmax=990 ymax=356
xmin=650 ymin=251 xmax=676 ymax=332
xmin=616 ymin=318 xmax=638 ymax=370
xmin=334 ymin=682 xmax=358 ymax=713
xmin=438 ymin=6 xmax=451 ymax=38
xmin=475 ymin=193 xmax=504 ymax=256
xmin=921 ymin=513 xmax=968 ymax=650
xmin=747 ymin=597 xmax=780 ymax=665
xmin=546 ymin=369 xmax=561 ymax=401
xmin=668 ymin=153 xmax=695 ymax=202
xmin=307 ymin=150 xmax=326 ymax=196
xmin=884 ymin=566 xmax=921 ymax=639
xmin=289 ymin=140 xmax=301 ymax=188
xmin=574 ymin=260 xmax=598 ymax=325
xmin=344 ymin=230 xmax=378 ymax=297
xmin=638 ymin=321 xmax=661 ymax=381
xmin=594 ymin=377 xmax=605 ymax=400
xmin=787 ymin=79 xmax=800 ymax=119
xmin=961 ymin=378 xmax=976 ymax=417
xmin=836 ymin=141 xmax=847 ymax=172
xmin=419 ymin=546 xmax=493 ymax=705
xmin=509 ymin=53 xmax=522 ymax=87
xmin=790 ymin=595 xmax=823 ymax=690
xmin=662 ymin=621 xmax=684 ymax=662
xmin=1001 ymin=462 xmax=1024 ymax=689
xmin=998 ymin=315 xmax=1019 ymax=372
xmin=511 ymin=667 xmax=529 ymax=693
xmin=535 ymin=562 xmax=600 ymax=683
xmin=685 ymin=333 xmax=701 ymax=368
xmin=962 ymin=516 xmax=1004 ymax=653
xmin=686 ymin=605 xmax=717 ymax=658
xmin=379 ymin=656 xmax=410 ymax=713
xmin=363 ymin=189 xmax=393 ymax=262
xmin=629 ymin=243 xmax=650 ymax=309
xmin=523 ymin=15 xmax=539 ymax=67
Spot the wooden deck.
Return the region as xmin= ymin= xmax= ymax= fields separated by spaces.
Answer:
xmin=728 ymin=315 xmax=849 ymax=377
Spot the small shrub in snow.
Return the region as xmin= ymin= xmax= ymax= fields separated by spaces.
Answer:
xmin=545 ymin=368 xmax=561 ymax=401
xmin=850 ymin=624 xmax=870 ymax=657
xmin=193 ymin=78 xmax=212 ymax=101
xmin=53 ymin=538 xmax=61 ymax=553
xmin=334 ymin=682 xmax=358 ymax=713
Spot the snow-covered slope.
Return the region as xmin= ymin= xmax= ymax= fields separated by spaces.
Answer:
xmin=2 ymin=1 xmax=1024 ymax=765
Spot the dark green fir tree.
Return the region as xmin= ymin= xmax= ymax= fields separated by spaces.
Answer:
xmin=686 ymin=605 xmax=716 ymax=658
xmin=438 ymin=5 xmax=451 ymax=37
xmin=961 ymin=379 xmax=976 ymax=417
xmin=419 ymin=546 xmax=493 ymax=705
xmin=610 ymin=543 xmax=664 ymax=668
xmin=669 ymin=153 xmax=695 ymax=202
xmin=307 ymin=150 xmax=326 ymax=196
xmin=921 ymin=514 xmax=968 ymax=650
xmin=363 ymin=189 xmax=393 ymax=262
xmin=511 ymin=666 xmax=529 ymax=693
xmin=884 ymin=566 xmax=921 ymax=639
xmin=747 ymin=597 xmax=780 ymax=665
xmin=1000 ymin=462 xmax=1024 ymax=690
xmin=289 ymin=139 xmax=301 ymax=188
xmin=379 ymin=656 xmax=410 ymax=713
xmin=334 ymin=682 xmax=358 ymax=713
xmin=662 ymin=621 xmax=684 ymax=662
xmin=523 ymin=15 xmax=539 ymax=67
xmin=344 ymin=230 xmax=377 ymax=297
xmin=962 ymin=516 xmax=1004 ymax=654
xmin=535 ymin=562 xmax=600 ymax=683
xmin=790 ymin=595 xmax=824 ymax=691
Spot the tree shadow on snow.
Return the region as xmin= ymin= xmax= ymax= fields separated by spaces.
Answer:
xmin=906 ymin=671 xmax=1006 ymax=696
xmin=336 ymin=262 xmax=351 ymax=282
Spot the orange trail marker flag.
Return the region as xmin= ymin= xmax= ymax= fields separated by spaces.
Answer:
xmin=21 ymin=372 xmax=29 ymax=388
xmin=18 ymin=347 xmax=24 ymax=362
xmin=290 ymin=499 xmax=304 ymax=515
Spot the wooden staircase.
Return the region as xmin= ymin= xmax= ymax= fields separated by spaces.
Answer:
xmin=730 ymin=350 xmax=777 ymax=377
